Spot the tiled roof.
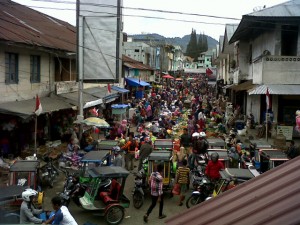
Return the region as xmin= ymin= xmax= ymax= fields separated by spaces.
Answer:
xmin=122 ymin=55 xmax=153 ymax=70
xmin=0 ymin=0 xmax=76 ymax=52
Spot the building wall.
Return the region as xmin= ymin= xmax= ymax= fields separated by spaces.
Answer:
xmin=247 ymin=94 xmax=261 ymax=123
xmin=0 ymin=45 xmax=54 ymax=103
xmin=123 ymin=42 xmax=153 ymax=65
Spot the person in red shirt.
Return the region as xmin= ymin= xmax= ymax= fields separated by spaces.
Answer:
xmin=205 ymin=152 xmax=224 ymax=180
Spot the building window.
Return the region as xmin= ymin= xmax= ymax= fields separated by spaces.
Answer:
xmin=5 ymin=52 xmax=19 ymax=84
xmin=134 ymin=49 xmax=140 ymax=52
xmin=30 ymin=55 xmax=41 ymax=83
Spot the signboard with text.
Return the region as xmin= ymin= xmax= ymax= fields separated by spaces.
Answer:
xmin=277 ymin=126 xmax=293 ymax=140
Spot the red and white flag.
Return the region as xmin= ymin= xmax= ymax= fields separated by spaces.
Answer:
xmin=107 ymin=84 xmax=111 ymax=94
xmin=35 ymin=95 xmax=42 ymax=116
xmin=266 ymin=88 xmax=271 ymax=110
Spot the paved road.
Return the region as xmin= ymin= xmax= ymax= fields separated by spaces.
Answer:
xmin=43 ymin=160 xmax=188 ymax=225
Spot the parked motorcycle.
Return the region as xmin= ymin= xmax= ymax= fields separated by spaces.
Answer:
xmin=186 ymin=176 xmax=213 ymax=208
xmin=132 ymin=169 xmax=146 ymax=209
xmin=40 ymin=154 xmax=60 ymax=188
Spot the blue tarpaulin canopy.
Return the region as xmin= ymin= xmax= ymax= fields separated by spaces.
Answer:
xmin=111 ymin=86 xmax=130 ymax=93
xmin=111 ymin=104 xmax=129 ymax=109
xmin=125 ymin=77 xmax=151 ymax=87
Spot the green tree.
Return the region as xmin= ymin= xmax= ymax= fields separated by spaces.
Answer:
xmin=186 ymin=29 xmax=198 ymax=60
xmin=198 ymin=33 xmax=208 ymax=54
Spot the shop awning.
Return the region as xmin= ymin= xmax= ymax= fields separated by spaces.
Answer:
xmin=111 ymin=86 xmax=130 ymax=93
xmin=231 ymin=80 xmax=256 ymax=92
xmin=223 ymin=84 xmax=236 ymax=89
xmin=248 ymin=84 xmax=300 ymax=95
xmin=125 ymin=77 xmax=151 ymax=87
xmin=0 ymin=95 xmax=74 ymax=119
xmin=83 ymin=87 xmax=119 ymax=102
xmin=59 ymin=91 xmax=102 ymax=109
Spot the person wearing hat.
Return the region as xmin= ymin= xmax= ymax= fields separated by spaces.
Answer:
xmin=20 ymin=189 xmax=44 ymax=224
xmin=138 ymin=137 xmax=153 ymax=171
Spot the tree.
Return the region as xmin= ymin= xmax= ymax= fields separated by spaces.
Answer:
xmin=198 ymin=33 xmax=208 ymax=54
xmin=186 ymin=29 xmax=198 ymax=60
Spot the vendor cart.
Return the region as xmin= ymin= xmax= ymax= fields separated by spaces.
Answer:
xmin=153 ymin=139 xmax=173 ymax=151
xmin=258 ymin=149 xmax=289 ymax=173
xmin=207 ymin=138 xmax=226 ymax=149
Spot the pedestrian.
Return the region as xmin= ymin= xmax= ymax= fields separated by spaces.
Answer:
xmin=112 ymin=146 xmax=125 ymax=168
xmin=175 ymin=159 xmax=190 ymax=206
xmin=143 ymin=163 xmax=166 ymax=223
xmin=180 ymin=128 xmax=191 ymax=156
xmin=286 ymin=140 xmax=299 ymax=159
xmin=138 ymin=137 xmax=153 ymax=171
xmin=45 ymin=196 xmax=78 ymax=225
xmin=20 ymin=189 xmax=44 ymax=224
xmin=121 ymin=135 xmax=137 ymax=171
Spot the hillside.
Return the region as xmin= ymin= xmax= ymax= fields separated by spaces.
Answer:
xmin=129 ymin=33 xmax=218 ymax=52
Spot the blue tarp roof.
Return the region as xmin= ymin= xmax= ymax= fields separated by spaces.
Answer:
xmin=125 ymin=77 xmax=151 ymax=87
xmin=111 ymin=86 xmax=130 ymax=93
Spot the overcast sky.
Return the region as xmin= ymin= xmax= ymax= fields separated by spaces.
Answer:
xmin=13 ymin=0 xmax=288 ymax=40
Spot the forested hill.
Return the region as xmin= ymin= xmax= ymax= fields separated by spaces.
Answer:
xmin=129 ymin=33 xmax=218 ymax=52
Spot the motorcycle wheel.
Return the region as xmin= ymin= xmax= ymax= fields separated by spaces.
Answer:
xmin=105 ymin=205 xmax=124 ymax=225
xmin=186 ymin=195 xmax=202 ymax=208
xmin=133 ymin=191 xmax=144 ymax=209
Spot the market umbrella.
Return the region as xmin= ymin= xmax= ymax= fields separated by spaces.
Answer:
xmin=79 ymin=117 xmax=110 ymax=128
xmin=175 ymin=78 xmax=182 ymax=81
xmin=162 ymin=74 xmax=174 ymax=79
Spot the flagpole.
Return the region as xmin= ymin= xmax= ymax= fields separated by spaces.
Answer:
xmin=34 ymin=115 xmax=37 ymax=155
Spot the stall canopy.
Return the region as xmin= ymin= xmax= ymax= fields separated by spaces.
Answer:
xmin=248 ymin=84 xmax=300 ymax=95
xmin=111 ymin=86 xmax=130 ymax=93
xmin=231 ymin=80 xmax=256 ymax=92
xmin=0 ymin=95 xmax=74 ymax=119
xmin=58 ymin=91 xmax=102 ymax=109
xmin=125 ymin=77 xmax=151 ymax=87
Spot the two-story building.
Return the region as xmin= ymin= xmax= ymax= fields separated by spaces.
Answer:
xmin=225 ymin=0 xmax=300 ymax=137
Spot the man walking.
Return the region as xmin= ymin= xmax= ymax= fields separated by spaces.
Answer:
xmin=138 ymin=137 xmax=153 ymax=171
xmin=143 ymin=163 xmax=166 ymax=223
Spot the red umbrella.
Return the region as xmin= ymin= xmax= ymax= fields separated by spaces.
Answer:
xmin=162 ymin=74 xmax=174 ymax=79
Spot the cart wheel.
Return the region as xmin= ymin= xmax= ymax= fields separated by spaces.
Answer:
xmin=133 ymin=191 xmax=144 ymax=209
xmin=105 ymin=205 xmax=124 ymax=225
xmin=186 ymin=195 xmax=202 ymax=208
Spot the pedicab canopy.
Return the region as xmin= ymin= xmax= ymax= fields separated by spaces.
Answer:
xmin=207 ymin=138 xmax=226 ymax=149
xmin=153 ymin=139 xmax=173 ymax=150
xmin=88 ymin=166 xmax=129 ymax=178
xmin=148 ymin=151 xmax=173 ymax=161
xmin=98 ymin=140 xmax=119 ymax=151
xmin=0 ymin=185 xmax=24 ymax=203
xmin=165 ymin=157 xmax=300 ymax=225
xmin=81 ymin=150 xmax=111 ymax=164
xmin=111 ymin=104 xmax=129 ymax=115
xmin=219 ymin=168 xmax=256 ymax=181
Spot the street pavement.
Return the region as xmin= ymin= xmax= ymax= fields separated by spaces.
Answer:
xmin=43 ymin=160 xmax=187 ymax=225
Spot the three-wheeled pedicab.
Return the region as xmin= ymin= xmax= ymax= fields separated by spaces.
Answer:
xmin=132 ymin=150 xmax=174 ymax=209
xmin=258 ymin=149 xmax=289 ymax=173
xmin=207 ymin=138 xmax=226 ymax=149
xmin=79 ymin=166 xmax=130 ymax=225
xmin=79 ymin=150 xmax=111 ymax=183
xmin=207 ymin=150 xmax=230 ymax=168
xmin=0 ymin=185 xmax=25 ymax=224
xmin=153 ymin=139 xmax=173 ymax=151
xmin=9 ymin=160 xmax=43 ymax=205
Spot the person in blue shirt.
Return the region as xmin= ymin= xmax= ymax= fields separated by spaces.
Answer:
xmin=47 ymin=196 xmax=78 ymax=225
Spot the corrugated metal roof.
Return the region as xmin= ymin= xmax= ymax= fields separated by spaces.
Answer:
xmin=229 ymin=0 xmax=300 ymax=44
xmin=0 ymin=0 xmax=76 ymax=52
xmin=0 ymin=95 xmax=73 ymax=119
xmin=248 ymin=84 xmax=300 ymax=95
xmin=248 ymin=0 xmax=300 ymax=17
xmin=122 ymin=55 xmax=154 ymax=70
xmin=225 ymin=24 xmax=239 ymax=41
xmin=165 ymin=157 xmax=300 ymax=225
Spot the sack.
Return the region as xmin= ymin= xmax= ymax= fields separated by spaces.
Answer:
xmin=172 ymin=183 xmax=181 ymax=195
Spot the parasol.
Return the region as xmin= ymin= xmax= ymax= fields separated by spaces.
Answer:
xmin=175 ymin=78 xmax=182 ymax=81
xmin=78 ymin=117 xmax=110 ymax=128
xmin=162 ymin=74 xmax=174 ymax=79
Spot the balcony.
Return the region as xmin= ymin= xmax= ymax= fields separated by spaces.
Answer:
xmin=252 ymin=56 xmax=300 ymax=84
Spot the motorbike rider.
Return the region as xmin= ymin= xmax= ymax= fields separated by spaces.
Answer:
xmin=138 ymin=137 xmax=153 ymax=171
xmin=188 ymin=132 xmax=209 ymax=169
xmin=20 ymin=188 xmax=44 ymax=224
xmin=205 ymin=152 xmax=224 ymax=181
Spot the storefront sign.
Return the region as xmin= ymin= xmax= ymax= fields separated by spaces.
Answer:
xmin=277 ymin=125 xmax=293 ymax=140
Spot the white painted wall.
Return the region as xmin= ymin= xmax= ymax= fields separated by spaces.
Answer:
xmin=0 ymin=45 xmax=54 ymax=103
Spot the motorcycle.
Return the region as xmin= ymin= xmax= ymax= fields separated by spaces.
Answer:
xmin=40 ymin=154 xmax=60 ymax=188
xmin=132 ymin=169 xmax=146 ymax=209
xmin=186 ymin=176 xmax=213 ymax=208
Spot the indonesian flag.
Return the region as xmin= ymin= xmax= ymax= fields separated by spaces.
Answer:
xmin=107 ymin=84 xmax=111 ymax=94
xmin=35 ymin=95 xmax=42 ymax=116
xmin=266 ymin=87 xmax=271 ymax=110
xmin=206 ymin=68 xmax=213 ymax=76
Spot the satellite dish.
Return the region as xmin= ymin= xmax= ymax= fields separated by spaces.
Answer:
xmin=253 ymin=6 xmax=263 ymax=12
